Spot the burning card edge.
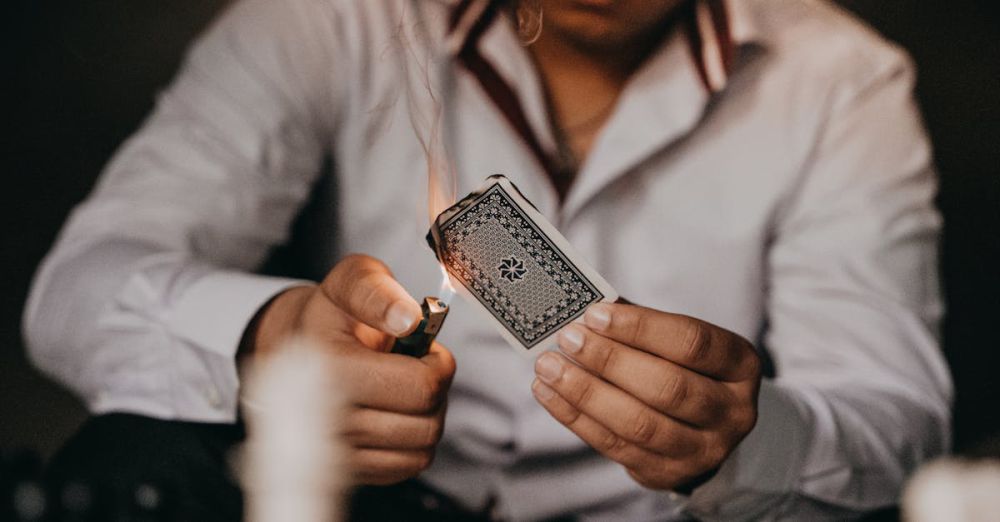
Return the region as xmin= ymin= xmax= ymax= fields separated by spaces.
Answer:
xmin=426 ymin=174 xmax=619 ymax=355
xmin=444 ymin=185 xmax=605 ymax=348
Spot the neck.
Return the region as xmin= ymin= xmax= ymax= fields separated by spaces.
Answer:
xmin=524 ymin=12 xmax=679 ymax=170
xmin=528 ymin=32 xmax=644 ymax=89
xmin=526 ymin=5 xmax=683 ymax=84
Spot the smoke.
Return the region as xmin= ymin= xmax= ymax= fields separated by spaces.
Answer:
xmin=396 ymin=0 xmax=459 ymax=225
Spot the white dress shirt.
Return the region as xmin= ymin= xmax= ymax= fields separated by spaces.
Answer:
xmin=24 ymin=0 xmax=952 ymax=520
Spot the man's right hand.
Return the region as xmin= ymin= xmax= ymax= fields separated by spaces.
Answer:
xmin=243 ymin=254 xmax=456 ymax=485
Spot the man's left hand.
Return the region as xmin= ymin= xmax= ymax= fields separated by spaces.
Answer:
xmin=532 ymin=303 xmax=762 ymax=491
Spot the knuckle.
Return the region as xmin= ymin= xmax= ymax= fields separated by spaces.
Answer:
xmin=574 ymin=377 xmax=598 ymax=410
xmin=416 ymin=374 xmax=446 ymax=412
xmin=653 ymin=373 xmax=688 ymax=413
xmin=600 ymin=430 xmax=630 ymax=455
xmin=357 ymin=273 xmax=389 ymax=310
xmin=418 ymin=368 xmax=451 ymax=413
xmin=328 ymin=255 xmax=392 ymax=311
xmin=698 ymin=435 xmax=729 ymax=469
xmin=681 ymin=320 xmax=711 ymax=363
xmin=667 ymin=431 xmax=698 ymax=458
xmin=698 ymin=394 xmax=726 ymax=426
xmin=562 ymin=404 xmax=584 ymax=427
xmin=742 ymin=343 xmax=763 ymax=380
xmin=597 ymin=344 xmax=621 ymax=375
xmin=422 ymin=418 xmax=444 ymax=447
xmin=628 ymin=412 xmax=660 ymax=446
xmin=329 ymin=254 xmax=367 ymax=286
xmin=733 ymin=403 xmax=758 ymax=435
xmin=624 ymin=310 xmax=646 ymax=346
xmin=415 ymin=421 xmax=435 ymax=448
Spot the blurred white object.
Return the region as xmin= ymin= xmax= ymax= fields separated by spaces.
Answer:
xmin=239 ymin=337 xmax=347 ymax=522
xmin=903 ymin=458 xmax=1000 ymax=522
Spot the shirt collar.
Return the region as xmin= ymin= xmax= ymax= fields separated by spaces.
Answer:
xmin=445 ymin=0 xmax=764 ymax=94
xmin=442 ymin=0 xmax=767 ymax=217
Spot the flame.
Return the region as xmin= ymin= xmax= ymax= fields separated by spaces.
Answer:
xmin=395 ymin=7 xmax=457 ymax=300
xmin=424 ymin=113 xmax=456 ymax=305
xmin=438 ymin=263 xmax=456 ymax=304
xmin=424 ymin=107 xmax=457 ymax=305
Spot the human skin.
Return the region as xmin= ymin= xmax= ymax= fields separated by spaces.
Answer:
xmin=534 ymin=304 xmax=761 ymax=490
xmin=244 ymin=254 xmax=456 ymax=485
xmin=526 ymin=0 xmax=686 ymax=163
xmin=525 ymin=0 xmax=762 ymax=490
xmin=248 ymin=0 xmax=760 ymax=490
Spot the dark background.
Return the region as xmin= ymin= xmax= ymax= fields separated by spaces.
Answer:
xmin=3 ymin=0 xmax=999 ymax=460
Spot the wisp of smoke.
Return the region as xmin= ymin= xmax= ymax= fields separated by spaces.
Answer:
xmin=396 ymin=0 xmax=465 ymax=224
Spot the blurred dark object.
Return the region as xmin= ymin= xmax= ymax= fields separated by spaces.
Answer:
xmin=2 ymin=0 xmax=998 ymax=464
xmin=2 ymin=449 xmax=47 ymax=521
xmin=1 ymin=0 xmax=232 ymax=457
xmin=2 ymin=446 xmax=183 ymax=521
xmin=43 ymin=414 xmax=244 ymax=521
xmin=56 ymin=480 xmax=98 ymax=522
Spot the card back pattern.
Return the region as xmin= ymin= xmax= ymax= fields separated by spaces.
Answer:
xmin=437 ymin=184 xmax=605 ymax=348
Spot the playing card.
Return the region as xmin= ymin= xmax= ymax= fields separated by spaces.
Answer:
xmin=427 ymin=175 xmax=618 ymax=354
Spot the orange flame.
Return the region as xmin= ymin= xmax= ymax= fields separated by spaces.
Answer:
xmin=438 ymin=263 xmax=456 ymax=304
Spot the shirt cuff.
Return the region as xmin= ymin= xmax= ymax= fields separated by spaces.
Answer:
xmin=168 ymin=270 xmax=311 ymax=360
xmin=684 ymin=380 xmax=816 ymax=521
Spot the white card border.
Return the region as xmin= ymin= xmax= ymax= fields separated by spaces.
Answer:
xmin=440 ymin=176 xmax=619 ymax=357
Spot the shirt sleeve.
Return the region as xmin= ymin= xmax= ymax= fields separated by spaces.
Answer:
xmin=685 ymin=52 xmax=952 ymax=519
xmin=22 ymin=0 xmax=345 ymax=422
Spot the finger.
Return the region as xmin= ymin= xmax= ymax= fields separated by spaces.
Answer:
xmin=353 ymin=321 xmax=394 ymax=352
xmin=343 ymin=404 xmax=446 ymax=450
xmin=532 ymin=379 xmax=692 ymax=487
xmin=320 ymin=254 xmax=422 ymax=336
xmin=298 ymin=288 xmax=358 ymax=341
xmin=339 ymin=345 xmax=454 ymax=414
xmin=300 ymin=287 xmax=398 ymax=351
xmin=534 ymin=352 xmax=701 ymax=456
xmin=419 ymin=341 xmax=458 ymax=389
xmin=583 ymin=303 xmax=759 ymax=382
xmin=557 ymin=324 xmax=736 ymax=427
xmin=350 ymin=448 xmax=434 ymax=485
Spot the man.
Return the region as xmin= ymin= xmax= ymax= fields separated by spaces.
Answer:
xmin=24 ymin=0 xmax=951 ymax=520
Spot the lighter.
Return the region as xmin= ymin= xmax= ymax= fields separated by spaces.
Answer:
xmin=391 ymin=297 xmax=449 ymax=357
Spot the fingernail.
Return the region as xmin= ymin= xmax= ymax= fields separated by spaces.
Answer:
xmin=559 ymin=327 xmax=585 ymax=354
xmin=532 ymin=379 xmax=556 ymax=400
xmin=386 ymin=301 xmax=419 ymax=336
xmin=535 ymin=353 xmax=564 ymax=383
xmin=585 ymin=304 xmax=612 ymax=331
